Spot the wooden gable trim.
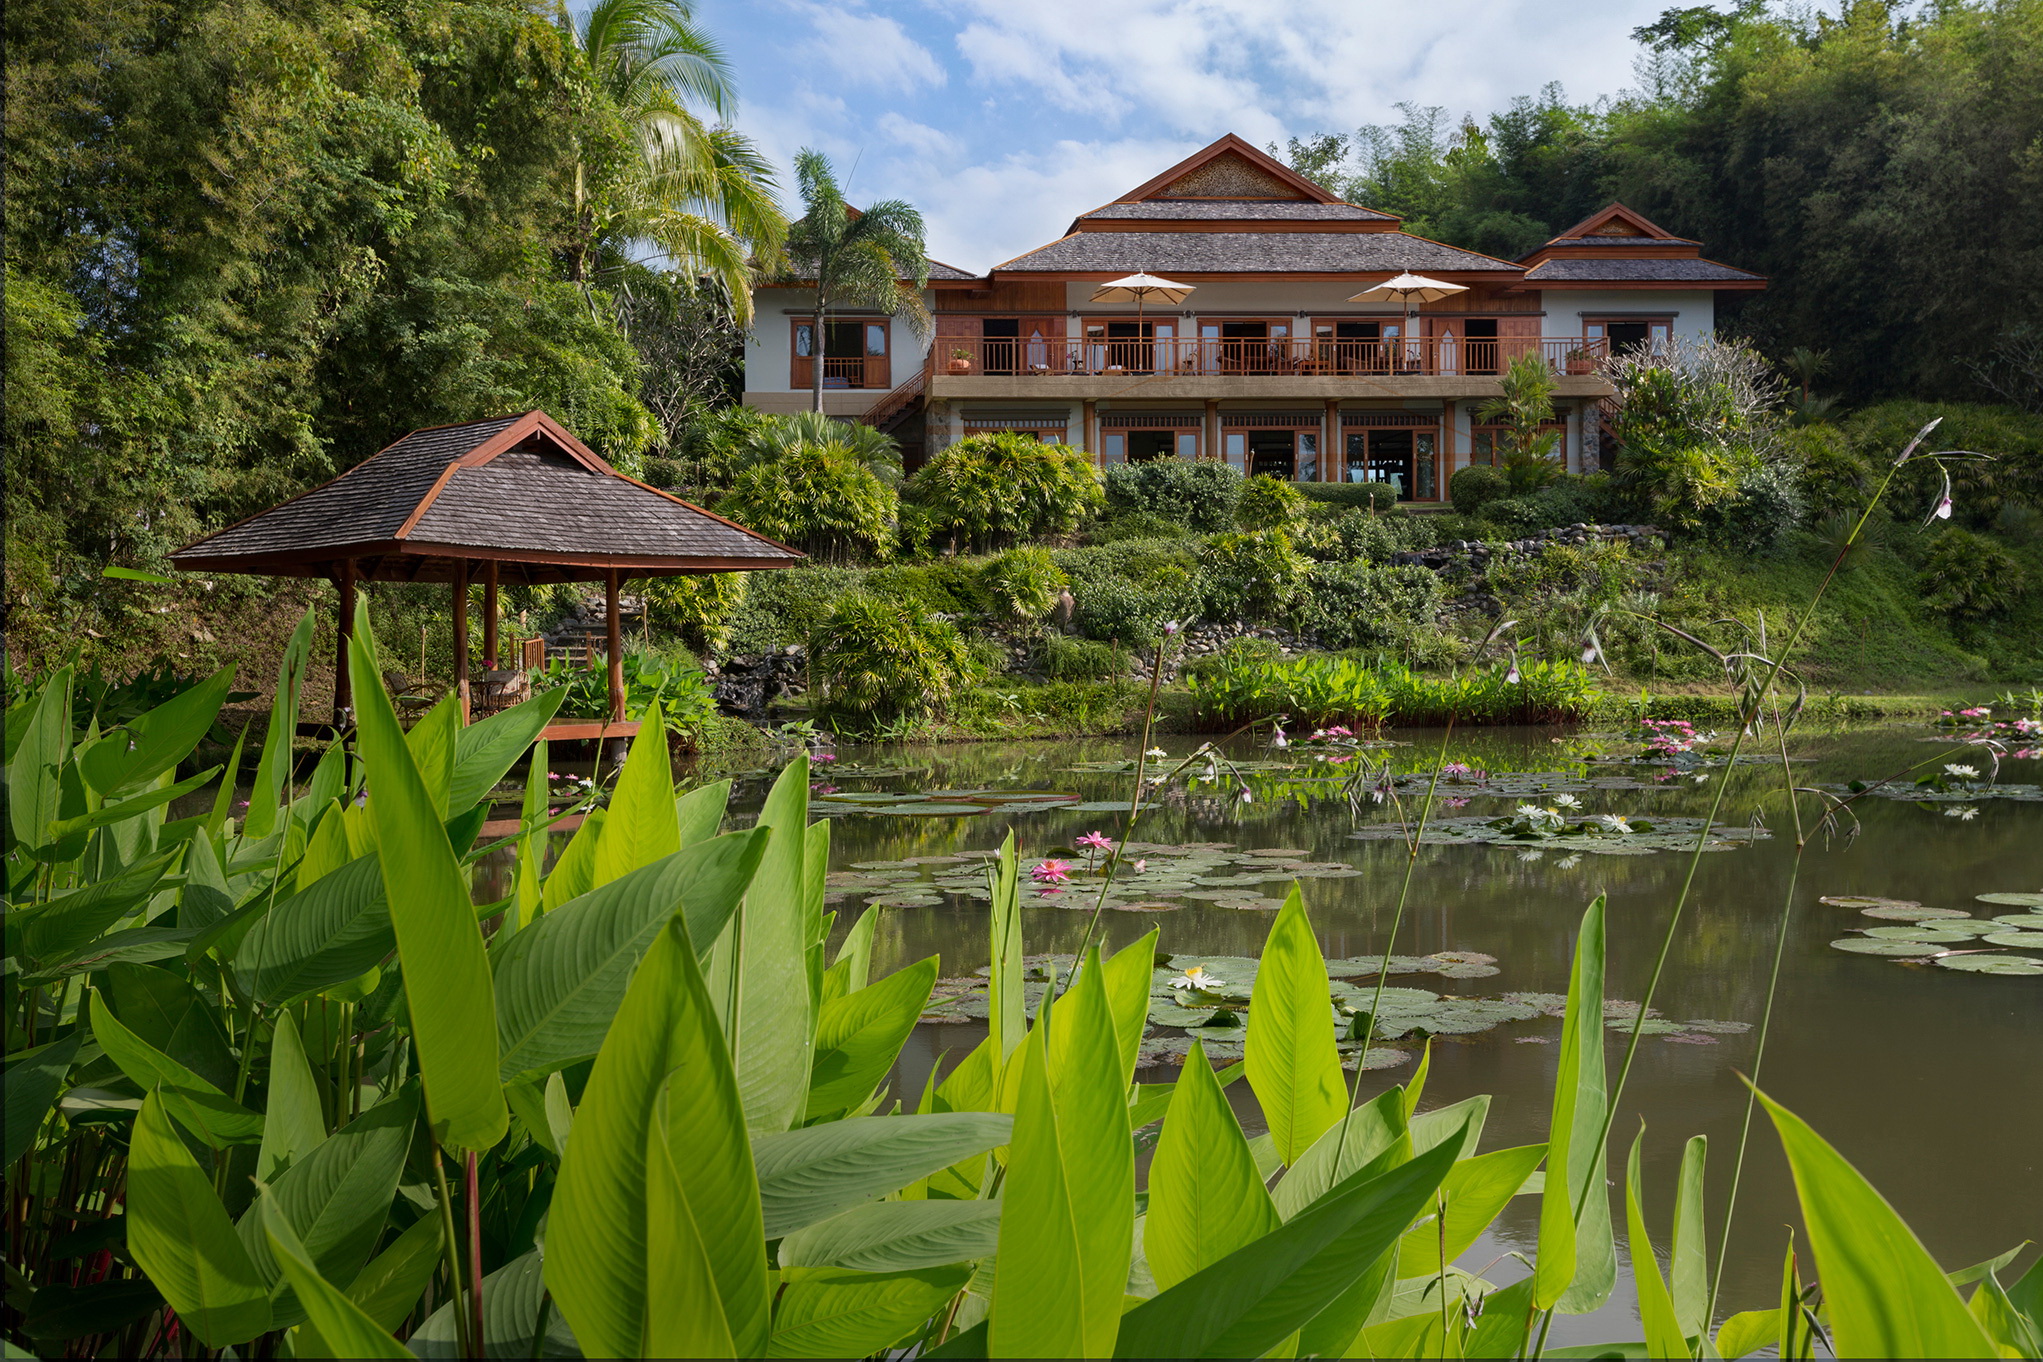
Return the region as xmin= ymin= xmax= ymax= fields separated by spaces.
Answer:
xmin=1067 ymin=217 xmax=1400 ymax=235
xmin=397 ymin=411 xmax=612 ymax=540
xmin=1543 ymin=202 xmax=1692 ymax=246
xmin=1113 ymin=134 xmax=1345 ymax=207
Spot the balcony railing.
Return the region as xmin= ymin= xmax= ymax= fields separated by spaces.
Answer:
xmin=938 ymin=335 xmax=1608 ymax=380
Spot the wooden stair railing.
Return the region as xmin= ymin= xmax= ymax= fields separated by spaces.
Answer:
xmin=859 ymin=353 xmax=932 ymax=429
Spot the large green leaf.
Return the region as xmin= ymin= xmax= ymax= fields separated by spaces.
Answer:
xmin=986 ymin=831 xmax=1026 ymax=1069
xmin=89 ymin=990 xmax=263 ymax=1145
xmin=807 ymin=956 xmax=937 ymax=1118
xmin=79 ymin=667 xmax=235 ymax=797
xmin=1623 ymin=1128 xmax=1690 ymax=1359
xmin=347 ymin=608 xmax=505 ymax=1152
xmin=548 ymin=918 xmax=769 ymax=1358
xmin=254 ymin=1011 xmax=326 ymax=1183
xmin=676 ymin=778 xmax=730 ymax=848
xmin=1465 ymin=1275 xmax=1538 ymax=1358
xmin=126 ymin=1091 xmax=272 ymax=1346
xmin=1535 ymin=894 xmax=1614 ymax=1313
xmin=3 ymin=1032 xmax=81 ymax=1165
xmin=236 ymin=854 xmax=391 ymax=1005
xmin=448 ymin=687 xmax=566 ymax=816
xmin=1714 ymin=1308 xmax=1779 ymax=1360
xmin=14 ymin=849 xmax=176 ymax=964
xmin=591 ymin=704 xmax=677 ymax=888
xmin=343 ymin=1211 xmax=442 ymax=1333
xmin=258 ymin=1197 xmax=410 ymax=1359
xmin=771 ymin=1265 xmax=971 ymax=1358
xmin=1755 ymin=1087 xmax=1997 ymax=1358
xmin=246 ymin=610 xmax=316 ymax=839
xmin=752 ymin=1113 xmax=1013 ymax=1238
xmin=542 ymin=808 xmax=604 ymax=912
xmin=237 ymin=1094 xmax=415 ymax=1310
xmin=1101 ymin=928 xmax=1160 ymax=1086
xmin=1272 ymin=1086 xmax=1408 ymax=1220
xmin=1396 ymin=1143 xmax=1547 ymax=1277
xmin=778 ymin=1200 xmax=1003 ymax=1273
xmin=1246 ymin=888 xmax=1346 ymax=1167
xmin=1146 ymin=1041 xmax=1278 ymax=1292
xmin=1670 ymin=1134 xmax=1709 ymax=1337
xmin=411 ymin=1249 xmax=579 ymax=1358
xmin=822 ymin=904 xmax=880 ymax=1005
xmin=7 ymin=665 xmax=72 ymax=856
xmin=402 ymin=696 xmax=459 ymax=821
xmin=989 ymin=951 xmax=1133 ymax=1359
xmin=1110 ymin=1125 xmax=1465 ymax=1360
xmin=493 ymin=830 xmax=766 ymax=1080
xmin=728 ymin=757 xmax=815 ymax=1134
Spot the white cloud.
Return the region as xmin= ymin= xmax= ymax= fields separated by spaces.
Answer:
xmin=798 ymin=6 xmax=947 ymax=93
xmin=876 ymin=112 xmax=960 ymax=159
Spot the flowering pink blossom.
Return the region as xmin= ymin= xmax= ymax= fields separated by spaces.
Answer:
xmin=1031 ymin=859 xmax=1073 ymax=884
xmin=1132 ymin=859 xmax=1147 ymax=872
xmin=1075 ymin=831 xmax=1114 ymax=852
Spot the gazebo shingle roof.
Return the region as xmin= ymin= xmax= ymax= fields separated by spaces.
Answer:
xmin=171 ymin=411 xmax=802 ymax=583
xmin=994 ymin=230 xmax=1519 ymax=275
xmin=1520 ymin=257 xmax=1764 ymax=283
xmin=1078 ymin=201 xmax=1396 ymax=222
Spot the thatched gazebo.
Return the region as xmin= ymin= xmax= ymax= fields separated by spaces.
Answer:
xmin=171 ymin=410 xmax=801 ymax=734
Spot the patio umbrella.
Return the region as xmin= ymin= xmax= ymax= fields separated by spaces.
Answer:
xmin=1347 ymin=272 xmax=1467 ymax=350
xmin=1090 ymin=271 xmax=1194 ymax=329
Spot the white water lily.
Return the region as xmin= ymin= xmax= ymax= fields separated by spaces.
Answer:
xmin=1146 ymin=747 xmax=1168 ymax=759
xmin=1517 ymin=848 xmax=1545 ymax=862
xmin=1171 ymin=965 xmax=1225 ymax=991
xmin=1945 ymin=804 xmax=1981 ymax=821
xmin=1552 ymin=793 xmax=1583 ymax=810
xmin=1944 ymin=764 xmax=1980 ymax=779
xmin=1515 ymin=803 xmax=1544 ymax=818
xmin=1557 ymin=854 xmax=1584 ymax=869
xmin=1596 ymin=813 xmax=1635 ymax=834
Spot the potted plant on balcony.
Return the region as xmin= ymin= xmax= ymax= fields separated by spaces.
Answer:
xmin=948 ymin=348 xmax=973 ymax=374
xmin=1564 ymin=346 xmax=1595 ymax=375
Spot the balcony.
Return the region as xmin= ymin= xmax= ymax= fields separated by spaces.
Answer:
xmin=930 ymin=335 xmax=1615 ymax=400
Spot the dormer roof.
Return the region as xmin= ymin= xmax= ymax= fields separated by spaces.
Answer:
xmin=1515 ymin=202 xmax=1766 ymax=289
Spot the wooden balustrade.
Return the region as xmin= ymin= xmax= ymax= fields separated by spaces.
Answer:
xmin=936 ymin=335 xmax=1607 ymax=380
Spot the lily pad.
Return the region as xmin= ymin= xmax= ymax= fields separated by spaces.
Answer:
xmin=1860 ymin=905 xmax=1970 ymax=921
xmin=1991 ymin=913 xmax=2043 ymax=929
xmin=1932 ymin=953 xmax=2043 ymax=976
xmin=1860 ymin=927 xmax=1982 ymax=945
xmin=1819 ymin=895 xmax=1921 ymax=910
xmin=1981 ymin=930 xmax=2043 ymax=949
xmin=1830 ymin=938 xmax=1943 ymax=957
xmin=1111 ymin=901 xmax=1182 ymax=913
xmin=1977 ymin=892 xmax=2043 ymax=907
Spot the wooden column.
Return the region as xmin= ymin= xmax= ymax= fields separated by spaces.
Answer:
xmin=1081 ymin=400 xmax=1097 ymax=463
xmin=334 ymin=557 xmax=357 ymax=723
xmin=482 ymin=560 xmax=500 ymax=667
xmin=1204 ymin=399 xmax=1220 ymax=464
xmin=1323 ymin=400 xmax=1339 ymax=482
xmin=451 ymin=559 xmax=470 ymax=724
xmin=604 ymin=569 xmax=624 ymax=725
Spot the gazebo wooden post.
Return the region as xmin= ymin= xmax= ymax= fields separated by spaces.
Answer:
xmin=482 ymin=560 xmax=500 ymax=667
xmin=604 ymin=569 xmax=624 ymax=724
xmin=451 ymin=558 xmax=471 ymax=724
xmin=334 ymin=557 xmax=357 ymax=724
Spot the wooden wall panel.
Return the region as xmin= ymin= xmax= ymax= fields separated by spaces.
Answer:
xmin=935 ymin=281 xmax=1064 ymax=312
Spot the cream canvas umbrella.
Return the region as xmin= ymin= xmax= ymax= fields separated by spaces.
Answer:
xmin=1348 ymin=272 xmax=1467 ymax=365
xmin=1089 ymin=272 xmax=1195 ymax=367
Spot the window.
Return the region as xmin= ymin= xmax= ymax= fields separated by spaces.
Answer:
xmin=1342 ymin=421 xmax=1441 ymax=501
xmin=1100 ymin=419 xmax=1199 ymax=464
xmin=790 ymin=318 xmax=890 ymax=390
xmin=1312 ymin=319 xmax=1396 ymax=374
xmin=1200 ymin=318 xmax=1293 ymax=374
xmin=1584 ymin=317 xmax=1672 ymax=358
xmin=1084 ymin=318 xmax=1175 ymax=374
xmin=1220 ymin=427 xmax=1317 ymax=481
xmin=1472 ymin=417 xmax=1566 ymax=466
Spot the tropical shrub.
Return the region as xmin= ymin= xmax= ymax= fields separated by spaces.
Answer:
xmin=1919 ymin=527 xmax=2029 ymax=621
xmin=1291 ymin=560 xmax=1441 ymax=649
xmin=641 ymin=571 xmax=749 ymax=654
xmin=979 ymin=547 xmax=1068 ymax=627
xmin=1188 ymin=650 xmax=1598 ymax=728
xmin=1039 ymin=634 xmax=1124 ymax=682
xmin=903 ymin=433 xmax=1103 ymax=551
xmin=1450 ymin=463 xmax=1509 ymax=514
xmin=1840 ymin=400 xmax=2043 ymax=529
xmin=1607 ymin=337 xmax=1790 ymax=537
xmin=1780 ymin=422 xmax=1871 ymax=521
xmin=808 ymin=593 xmax=980 ymax=730
xmin=1235 ymin=473 xmax=1308 ymax=529
xmin=3 ymin=645 xmax=2037 ymax=1361
xmin=532 ymin=649 xmax=716 ymax=730
xmin=1476 ymin=474 xmax=1614 ymax=535
xmin=1198 ymin=530 xmax=1311 ymax=621
xmin=1296 ymin=481 xmax=1401 ymax=512
xmin=1102 ymin=458 xmax=1242 ymax=531
xmin=720 ymin=566 xmax=864 ymax=656
xmin=1091 ymin=509 xmax=1194 ymax=542
xmin=717 ymin=449 xmax=897 ymax=563
xmin=1477 ymin=352 xmax=1566 ymax=493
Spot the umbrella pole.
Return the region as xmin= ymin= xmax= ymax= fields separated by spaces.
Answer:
xmin=333 ymin=557 xmax=356 ymax=726
xmin=451 ymin=558 xmax=470 ymax=725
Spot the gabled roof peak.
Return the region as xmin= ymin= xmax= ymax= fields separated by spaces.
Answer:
xmin=1545 ymin=202 xmax=1693 ymax=245
xmin=1117 ymin=134 xmax=1344 ymax=206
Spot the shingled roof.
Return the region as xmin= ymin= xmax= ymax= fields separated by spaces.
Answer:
xmin=994 ymin=230 xmax=1519 ymax=276
xmin=1521 ymin=257 xmax=1765 ymax=284
xmin=171 ymin=411 xmax=802 ymax=584
xmin=1078 ymin=201 xmax=1396 ymax=223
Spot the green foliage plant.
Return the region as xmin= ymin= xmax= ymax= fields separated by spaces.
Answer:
xmin=1476 ymin=352 xmax=1565 ymax=494
xmin=1291 ymin=560 xmax=1442 ymax=650
xmin=1102 ymin=459 xmax=1243 ymax=531
xmin=1450 ymin=462 xmax=1510 ymax=515
xmin=531 ymin=650 xmax=715 ymax=730
xmin=978 ymin=548 xmax=1068 ymax=629
xmin=902 ymin=433 xmax=1104 ymax=552
xmin=2 ymin=584 xmax=2037 ymax=1357
xmin=1919 ymin=527 xmax=2029 ymax=622
xmin=1235 ymin=473 xmax=1308 ymax=530
xmin=716 ymin=448 xmax=897 ymax=563
xmin=1198 ymin=530 xmax=1311 ymax=622
xmin=807 ymin=594 xmax=980 ymax=733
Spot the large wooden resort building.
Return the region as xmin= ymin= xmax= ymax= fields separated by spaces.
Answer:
xmin=744 ymin=135 xmax=1764 ymax=503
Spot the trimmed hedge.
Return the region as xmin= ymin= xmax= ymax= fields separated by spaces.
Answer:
xmin=1297 ymin=482 xmax=1401 ymax=512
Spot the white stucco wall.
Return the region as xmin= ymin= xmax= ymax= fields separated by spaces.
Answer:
xmin=1534 ymin=289 xmax=1717 ymax=343
xmin=742 ymin=286 xmax=938 ymax=394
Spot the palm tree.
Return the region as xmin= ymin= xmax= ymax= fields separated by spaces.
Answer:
xmin=783 ymin=149 xmax=931 ymax=413
xmin=565 ymin=0 xmax=786 ymax=323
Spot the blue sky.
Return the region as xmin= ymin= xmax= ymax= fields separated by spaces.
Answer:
xmin=695 ymin=0 xmax=1712 ymax=271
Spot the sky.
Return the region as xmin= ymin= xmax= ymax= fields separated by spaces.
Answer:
xmin=695 ymin=0 xmax=1696 ymax=272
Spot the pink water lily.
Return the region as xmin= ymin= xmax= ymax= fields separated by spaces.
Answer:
xmin=1075 ymin=831 xmax=1114 ymax=852
xmin=1031 ymin=859 xmax=1073 ymax=884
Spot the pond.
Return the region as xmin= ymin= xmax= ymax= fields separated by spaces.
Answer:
xmin=722 ymin=723 xmax=2043 ymax=1347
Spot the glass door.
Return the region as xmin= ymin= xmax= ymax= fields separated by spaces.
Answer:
xmin=1344 ymin=428 xmax=1441 ymax=500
